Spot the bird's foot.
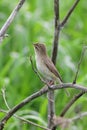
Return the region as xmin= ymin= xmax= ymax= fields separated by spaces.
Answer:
xmin=46 ymin=80 xmax=54 ymax=88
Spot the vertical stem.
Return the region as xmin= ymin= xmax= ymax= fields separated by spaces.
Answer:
xmin=52 ymin=0 xmax=60 ymax=65
xmin=48 ymin=0 xmax=80 ymax=129
xmin=48 ymin=0 xmax=60 ymax=129
xmin=48 ymin=90 xmax=55 ymax=128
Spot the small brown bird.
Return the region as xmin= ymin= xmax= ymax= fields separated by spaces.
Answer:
xmin=33 ymin=43 xmax=62 ymax=85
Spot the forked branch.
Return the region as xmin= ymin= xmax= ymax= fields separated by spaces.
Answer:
xmin=0 ymin=0 xmax=25 ymax=43
xmin=0 ymin=83 xmax=87 ymax=130
xmin=60 ymin=0 xmax=80 ymax=27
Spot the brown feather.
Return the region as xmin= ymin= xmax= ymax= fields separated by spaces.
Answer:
xmin=44 ymin=56 xmax=62 ymax=81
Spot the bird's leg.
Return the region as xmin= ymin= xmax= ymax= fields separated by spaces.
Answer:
xmin=47 ymin=80 xmax=55 ymax=102
xmin=48 ymin=80 xmax=54 ymax=86
xmin=45 ymin=80 xmax=54 ymax=88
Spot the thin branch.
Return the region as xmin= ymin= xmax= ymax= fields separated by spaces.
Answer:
xmin=73 ymin=46 xmax=87 ymax=84
xmin=30 ymin=56 xmax=37 ymax=74
xmin=1 ymin=87 xmax=50 ymax=130
xmin=60 ymin=0 xmax=80 ymax=27
xmin=71 ymin=112 xmax=87 ymax=121
xmin=52 ymin=112 xmax=87 ymax=128
xmin=48 ymin=90 xmax=55 ymax=129
xmin=0 ymin=109 xmax=50 ymax=130
xmin=1 ymin=108 xmax=87 ymax=130
xmin=30 ymin=56 xmax=50 ymax=86
xmin=14 ymin=115 xmax=50 ymax=130
xmin=48 ymin=0 xmax=60 ymax=128
xmin=60 ymin=91 xmax=85 ymax=117
xmin=53 ymin=116 xmax=71 ymax=129
xmin=0 ymin=0 xmax=25 ymax=43
xmin=30 ymin=56 xmax=42 ymax=81
xmin=50 ymin=83 xmax=87 ymax=92
xmin=52 ymin=0 xmax=60 ymax=64
xmin=0 ymin=83 xmax=87 ymax=129
xmin=1 ymin=88 xmax=10 ymax=110
xmin=50 ymin=1 xmax=81 ymax=129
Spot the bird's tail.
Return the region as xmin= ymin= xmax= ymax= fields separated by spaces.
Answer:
xmin=57 ymin=78 xmax=70 ymax=97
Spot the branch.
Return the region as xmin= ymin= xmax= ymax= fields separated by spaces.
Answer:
xmin=73 ymin=46 xmax=87 ymax=84
xmin=0 ymin=83 xmax=87 ymax=129
xmin=1 ymin=87 xmax=50 ymax=130
xmin=47 ymin=90 xmax=55 ymax=129
xmin=53 ymin=115 xmax=71 ymax=129
xmin=0 ymin=109 xmax=50 ymax=130
xmin=48 ymin=0 xmax=60 ymax=129
xmin=71 ymin=112 xmax=87 ymax=121
xmin=60 ymin=0 xmax=80 ymax=28
xmin=50 ymin=83 xmax=87 ymax=92
xmin=52 ymin=112 xmax=87 ymax=129
xmin=0 ymin=0 xmax=25 ymax=43
xmin=1 ymin=88 xmax=10 ymax=110
xmin=60 ymin=91 xmax=85 ymax=117
xmin=52 ymin=0 xmax=60 ymax=64
xmin=30 ymin=56 xmax=50 ymax=86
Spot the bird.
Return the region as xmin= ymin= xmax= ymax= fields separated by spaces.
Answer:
xmin=33 ymin=43 xmax=63 ymax=85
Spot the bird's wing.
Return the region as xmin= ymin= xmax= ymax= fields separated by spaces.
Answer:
xmin=44 ymin=57 xmax=62 ymax=81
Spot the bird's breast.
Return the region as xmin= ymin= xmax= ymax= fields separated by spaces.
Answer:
xmin=35 ymin=54 xmax=56 ymax=81
xmin=35 ymin=55 xmax=46 ymax=74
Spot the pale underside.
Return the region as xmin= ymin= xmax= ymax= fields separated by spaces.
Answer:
xmin=35 ymin=53 xmax=62 ymax=84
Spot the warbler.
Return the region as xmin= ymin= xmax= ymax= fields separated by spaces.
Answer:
xmin=33 ymin=43 xmax=62 ymax=85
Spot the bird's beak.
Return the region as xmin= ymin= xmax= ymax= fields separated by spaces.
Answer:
xmin=33 ymin=43 xmax=38 ymax=48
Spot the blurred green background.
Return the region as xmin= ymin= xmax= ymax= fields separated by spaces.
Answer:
xmin=0 ymin=0 xmax=87 ymax=130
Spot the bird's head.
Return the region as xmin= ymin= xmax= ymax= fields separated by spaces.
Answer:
xmin=33 ymin=43 xmax=47 ymax=56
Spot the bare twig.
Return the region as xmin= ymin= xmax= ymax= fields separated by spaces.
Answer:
xmin=1 ymin=108 xmax=87 ymax=130
xmin=0 ymin=0 xmax=25 ymax=43
xmin=48 ymin=0 xmax=60 ymax=129
xmin=48 ymin=90 xmax=55 ymax=129
xmin=30 ymin=56 xmax=50 ymax=86
xmin=0 ymin=109 xmax=50 ymax=130
xmin=1 ymin=87 xmax=50 ymax=130
xmin=73 ymin=46 xmax=87 ymax=84
xmin=60 ymin=0 xmax=80 ymax=27
xmin=53 ymin=115 xmax=71 ymax=129
xmin=0 ymin=83 xmax=87 ymax=130
xmin=52 ymin=112 xmax=87 ymax=128
xmin=30 ymin=56 xmax=37 ymax=74
xmin=50 ymin=83 xmax=87 ymax=92
xmin=60 ymin=91 xmax=85 ymax=117
xmin=0 ymin=87 xmax=47 ymax=130
xmin=52 ymin=0 xmax=60 ymax=64
xmin=1 ymin=88 xmax=10 ymax=110
xmin=71 ymin=112 xmax=87 ymax=121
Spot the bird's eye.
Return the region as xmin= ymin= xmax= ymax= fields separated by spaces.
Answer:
xmin=35 ymin=46 xmax=38 ymax=49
